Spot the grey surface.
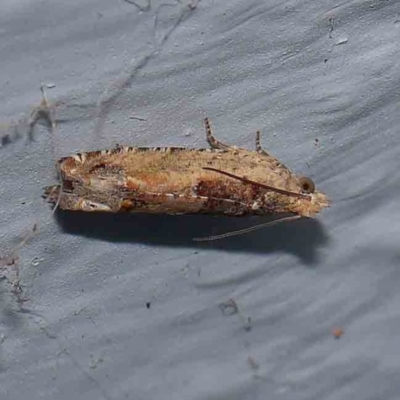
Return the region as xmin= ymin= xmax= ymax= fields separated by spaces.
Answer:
xmin=1 ymin=1 xmax=400 ymax=399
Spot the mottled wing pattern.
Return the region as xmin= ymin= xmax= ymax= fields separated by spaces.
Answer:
xmin=44 ymin=119 xmax=329 ymax=217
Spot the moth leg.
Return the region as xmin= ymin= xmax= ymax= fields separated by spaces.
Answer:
xmin=205 ymin=118 xmax=231 ymax=150
xmin=255 ymin=130 xmax=269 ymax=156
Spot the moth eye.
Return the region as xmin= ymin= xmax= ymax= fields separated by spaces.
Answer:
xmin=299 ymin=176 xmax=315 ymax=194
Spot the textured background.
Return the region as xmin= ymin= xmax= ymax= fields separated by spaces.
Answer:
xmin=1 ymin=1 xmax=400 ymax=399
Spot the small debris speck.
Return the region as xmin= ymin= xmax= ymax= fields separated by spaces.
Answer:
xmin=332 ymin=327 xmax=344 ymax=339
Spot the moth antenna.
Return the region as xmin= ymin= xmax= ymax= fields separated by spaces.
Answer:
xmin=204 ymin=118 xmax=231 ymax=150
xmin=203 ymin=167 xmax=310 ymax=200
xmin=193 ymin=215 xmax=302 ymax=241
xmin=255 ymin=130 xmax=269 ymax=156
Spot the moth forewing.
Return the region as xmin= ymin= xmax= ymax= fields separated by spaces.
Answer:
xmin=44 ymin=119 xmax=329 ymax=224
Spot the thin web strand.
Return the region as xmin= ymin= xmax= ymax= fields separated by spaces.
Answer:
xmin=193 ymin=215 xmax=302 ymax=242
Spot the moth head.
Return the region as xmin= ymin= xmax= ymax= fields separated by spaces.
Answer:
xmin=299 ymin=176 xmax=315 ymax=194
xmin=201 ymin=167 xmax=329 ymax=217
xmin=293 ymin=177 xmax=329 ymax=217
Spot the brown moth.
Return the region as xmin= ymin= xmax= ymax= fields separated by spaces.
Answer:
xmin=44 ymin=118 xmax=329 ymax=239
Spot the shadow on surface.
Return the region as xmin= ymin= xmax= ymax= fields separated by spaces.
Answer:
xmin=55 ymin=211 xmax=329 ymax=264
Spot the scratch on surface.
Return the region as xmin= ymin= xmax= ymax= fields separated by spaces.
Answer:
xmin=93 ymin=0 xmax=200 ymax=140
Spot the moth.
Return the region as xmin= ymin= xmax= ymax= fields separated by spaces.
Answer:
xmin=44 ymin=118 xmax=329 ymax=240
